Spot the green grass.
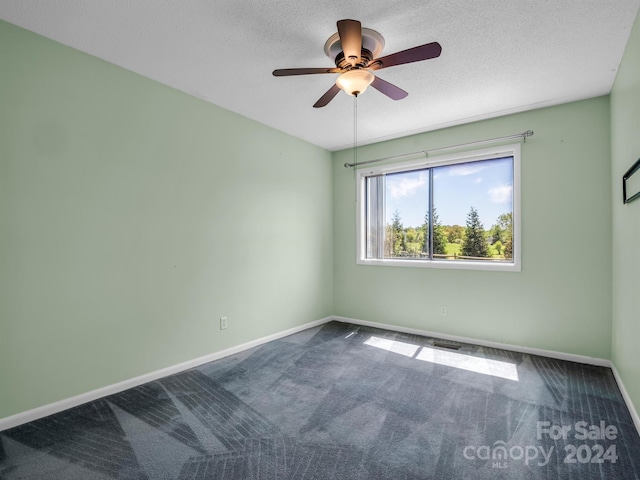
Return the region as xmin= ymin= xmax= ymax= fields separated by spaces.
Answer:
xmin=444 ymin=243 xmax=461 ymax=257
xmin=487 ymin=243 xmax=504 ymax=258
xmin=440 ymin=242 xmax=505 ymax=259
xmin=401 ymin=242 xmax=505 ymax=259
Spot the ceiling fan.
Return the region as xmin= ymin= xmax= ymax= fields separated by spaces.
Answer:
xmin=273 ymin=19 xmax=442 ymax=108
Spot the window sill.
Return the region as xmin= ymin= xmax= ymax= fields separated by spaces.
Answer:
xmin=356 ymin=258 xmax=521 ymax=272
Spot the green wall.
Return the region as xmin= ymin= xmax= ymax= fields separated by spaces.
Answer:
xmin=333 ymin=98 xmax=612 ymax=359
xmin=611 ymin=8 xmax=640 ymax=415
xmin=0 ymin=21 xmax=334 ymax=419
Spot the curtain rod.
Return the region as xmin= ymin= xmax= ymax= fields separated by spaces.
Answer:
xmin=343 ymin=130 xmax=534 ymax=168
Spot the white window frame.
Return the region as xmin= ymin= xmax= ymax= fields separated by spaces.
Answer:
xmin=356 ymin=143 xmax=521 ymax=272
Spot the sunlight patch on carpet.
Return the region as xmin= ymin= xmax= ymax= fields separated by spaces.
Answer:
xmin=364 ymin=335 xmax=518 ymax=381
xmin=416 ymin=346 xmax=519 ymax=381
xmin=364 ymin=336 xmax=421 ymax=357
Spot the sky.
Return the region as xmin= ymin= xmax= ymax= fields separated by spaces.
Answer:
xmin=385 ymin=157 xmax=513 ymax=228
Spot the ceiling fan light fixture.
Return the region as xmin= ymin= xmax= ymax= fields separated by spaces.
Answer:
xmin=273 ymin=19 xmax=442 ymax=107
xmin=336 ymin=70 xmax=374 ymax=96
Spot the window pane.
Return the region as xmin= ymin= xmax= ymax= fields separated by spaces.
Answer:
xmin=432 ymin=157 xmax=514 ymax=262
xmin=358 ymin=144 xmax=520 ymax=271
xmin=383 ymin=169 xmax=429 ymax=259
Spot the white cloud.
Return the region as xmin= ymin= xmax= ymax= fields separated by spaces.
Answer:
xmin=447 ymin=164 xmax=487 ymax=177
xmin=387 ymin=171 xmax=428 ymax=200
xmin=488 ymin=185 xmax=513 ymax=203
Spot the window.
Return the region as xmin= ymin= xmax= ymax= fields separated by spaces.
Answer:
xmin=356 ymin=144 xmax=521 ymax=271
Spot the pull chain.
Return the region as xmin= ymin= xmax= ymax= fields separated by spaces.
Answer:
xmin=353 ymin=94 xmax=358 ymax=200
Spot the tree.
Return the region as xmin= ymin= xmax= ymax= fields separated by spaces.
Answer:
xmin=461 ymin=206 xmax=488 ymax=258
xmin=405 ymin=227 xmax=422 ymax=258
xmin=489 ymin=223 xmax=505 ymax=245
xmin=405 ymin=227 xmax=419 ymax=244
xmin=385 ymin=210 xmax=406 ymax=257
xmin=495 ymin=212 xmax=513 ymax=259
xmin=447 ymin=225 xmax=465 ymax=244
xmin=421 ymin=208 xmax=447 ymax=256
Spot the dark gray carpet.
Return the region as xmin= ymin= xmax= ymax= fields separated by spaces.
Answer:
xmin=1 ymin=321 xmax=639 ymax=479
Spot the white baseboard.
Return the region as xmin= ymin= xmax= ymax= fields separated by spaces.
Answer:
xmin=0 ymin=316 xmax=332 ymax=432
xmin=610 ymin=364 xmax=640 ymax=436
xmin=331 ymin=316 xmax=611 ymax=366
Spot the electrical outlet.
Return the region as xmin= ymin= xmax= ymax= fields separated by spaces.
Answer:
xmin=440 ymin=306 xmax=447 ymax=317
xmin=220 ymin=316 xmax=228 ymax=330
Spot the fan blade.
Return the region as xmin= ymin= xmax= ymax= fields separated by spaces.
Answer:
xmin=371 ymin=76 xmax=408 ymax=100
xmin=369 ymin=42 xmax=442 ymax=70
xmin=273 ymin=67 xmax=341 ymax=76
xmin=313 ymin=84 xmax=341 ymax=108
xmin=337 ymin=19 xmax=362 ymax=64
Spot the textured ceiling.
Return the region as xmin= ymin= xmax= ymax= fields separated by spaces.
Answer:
xmin=1 ymin=1 xmax=639 ymax=151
